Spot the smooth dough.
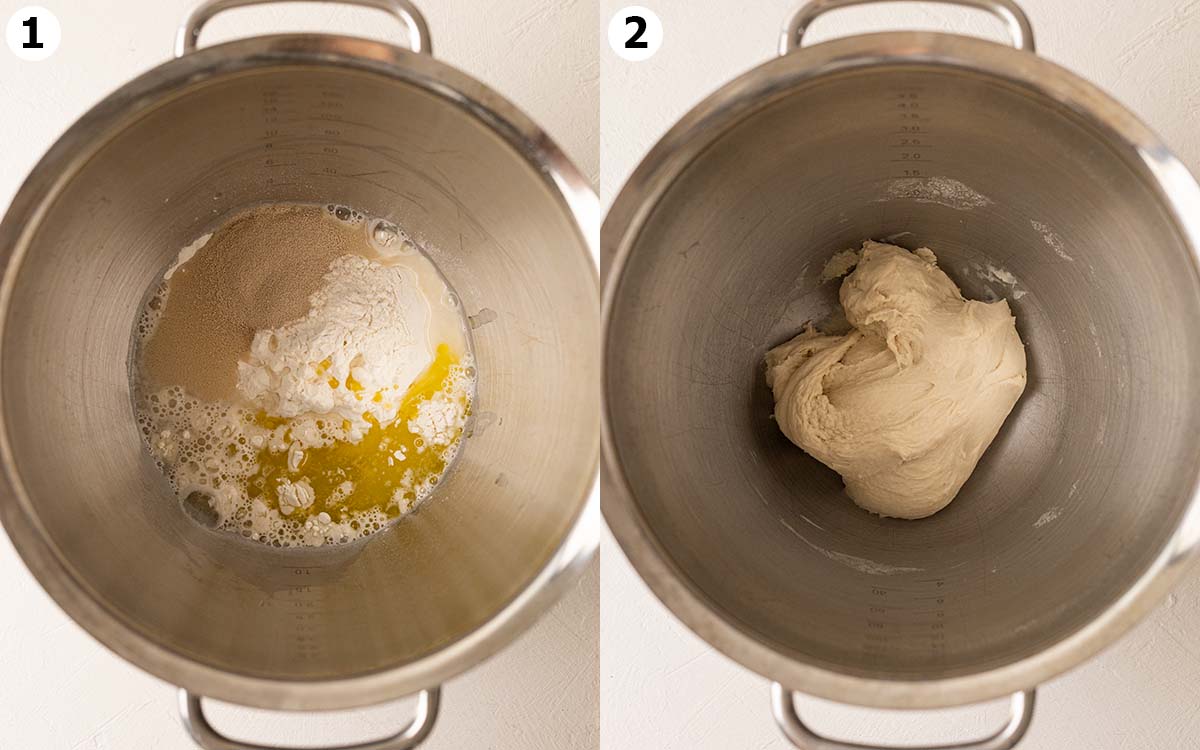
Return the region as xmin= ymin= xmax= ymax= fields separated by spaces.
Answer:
xmin=765 ymin=241 xmax=1027 ymax=519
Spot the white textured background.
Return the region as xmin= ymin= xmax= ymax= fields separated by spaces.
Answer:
xmin=7 ymin=1 xmax=1200 ymax=748
xmin=0 ymin=1 xmax=598 ymax=748
xmin=600 ymin=1 xmax=1200 ymax=749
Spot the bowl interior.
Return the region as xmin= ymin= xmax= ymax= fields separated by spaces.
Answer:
xmin=605 ymin=63 xmax=1200 ymax=681
xmin=2 ymin=62 xmax=598 ymax=684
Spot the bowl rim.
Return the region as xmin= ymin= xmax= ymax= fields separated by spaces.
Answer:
xmin=601 ymin=30 xmax=1200 ymax=709
xmin=0 ymin=32 xmax=601 ymax=710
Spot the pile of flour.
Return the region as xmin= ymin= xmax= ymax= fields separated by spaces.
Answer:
xmin=237 ymin=253 xmax=432 ymax=435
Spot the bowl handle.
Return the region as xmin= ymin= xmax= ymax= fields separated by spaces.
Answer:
xmin=779 ymin=0 xmax=1035 ymax=55
xmin=178 ymin=687 xmax=441 ymax=750
xmin=175 ymin=0 xmax=433 ymax=58
xmin=770 ymin=683 xmax=1036 ymax=750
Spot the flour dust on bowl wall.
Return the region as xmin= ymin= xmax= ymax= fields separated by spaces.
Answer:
xmin=602 ymin=0 xmax=1200 ymax=747
xmin=0 ymin=2 xmax=599 ymax=747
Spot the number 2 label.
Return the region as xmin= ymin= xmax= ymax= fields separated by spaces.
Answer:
xmin=609 ymin=6 xmax=662 ymax=61
xmin=625 ymin=16 xmax=648 ymax=49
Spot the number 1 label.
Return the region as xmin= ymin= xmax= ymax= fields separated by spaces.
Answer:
xmin=7 ymin=6 xmax=59 ymax=61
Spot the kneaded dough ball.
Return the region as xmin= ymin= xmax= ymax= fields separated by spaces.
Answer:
xmin=765 ymin=241 xmax=1027 ymax=519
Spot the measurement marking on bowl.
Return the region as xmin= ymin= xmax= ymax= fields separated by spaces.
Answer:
xmin=257 ymin=566 xmax=330 ymax=661
xmin=860 ymin=577 xmax=949 ymax=662
xmin=288 ymin=602 xmax=324 ymax=656
xmin=890 ymin=89 xmax=931 ymax=179
xmin=259 ymin=85 xmax=351 ymax=180
xmin=882 ymin=89 xmax=995 ymax=213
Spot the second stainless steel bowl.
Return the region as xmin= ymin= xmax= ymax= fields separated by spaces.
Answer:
xmin=603 ymin=1 xmax=1200 ymax=747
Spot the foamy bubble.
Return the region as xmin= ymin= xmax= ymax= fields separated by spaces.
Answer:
xmin=134 ymin=283 xmax=169 ymax=344
xmin=133 ymin=362 xmax=473 ymax=548
xmin=326 ymin=203 xmax=365 ymax=225
xmin=408 ymin=361 xmax=473 ymax=449
xmin=131 ymin=378 xmax=437 ymax=547
xmin=368 ymin=218 xmax=420 ymax=258
xmin=369 ymin=219 xmax=400 ymax=249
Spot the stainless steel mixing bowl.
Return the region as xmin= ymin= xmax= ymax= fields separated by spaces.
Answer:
xmin=0 ymin=1 xmax=599 ymax=748
xmin=602 ymin=1 xmax=1200 ymax=747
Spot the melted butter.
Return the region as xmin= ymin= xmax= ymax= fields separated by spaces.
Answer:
xmin=247 ymin=344 xmax=467 ymax=521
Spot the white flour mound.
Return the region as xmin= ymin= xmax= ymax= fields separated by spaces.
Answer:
xmin=237 ymin=254 xmax=432 ymax=434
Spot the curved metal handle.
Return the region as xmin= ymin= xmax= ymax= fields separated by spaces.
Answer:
xmin=779 ymin=0 xmax=1035 ymax=55
xmin=178 ymin=687 xmax=441 ymax=750
xmin=771 ymin=683 xmax=1035 ymax=750
xmin=175 ymin=0 xmax=433 ymax=58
